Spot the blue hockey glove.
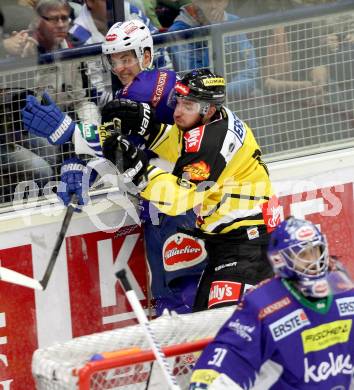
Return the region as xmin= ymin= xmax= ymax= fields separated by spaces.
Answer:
xmin=57 ymin=157 xmax=97 ymax=208
xmin=21 ymin=92 xmax=75 ymax=145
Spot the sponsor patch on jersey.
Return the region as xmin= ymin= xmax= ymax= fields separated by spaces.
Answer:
xmin=163 ymin=233 xmax=206 ymax=272
xmin=208 ymin=281 xmax=242 ymax=309
xmin=184 ymin=126 xmax=205 ymax=153
xmin=301 ymin=319 xmax=352 ymax=354
xmin=190 ymin=369 xmax=220 ymax=385
xmin=258 ymin=296 xmax=292 ymax=320
xmin=261 ymin=195 xmax=283 ymax=233
xmin=247 ymin=226 xmax=259 ymax=240
xmin=151 ymin=71 xmax=168 ymax=107
xmin=269 ymin=308 xmax=310 ymax=341
xmin=336 ymin=297 xmax=354 ymax=316
xmin=228 ymin=319 xmax=255 ymax=341
xmin=183 ymin=161 xmax=210 ymax=181
xmin=202 ymin=77 xmax=225 ymax=87
xmin=304 ymin=352 xmax=353 ymax=383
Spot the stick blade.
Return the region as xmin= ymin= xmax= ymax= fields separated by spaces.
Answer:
xmin=0 ymin=266 xmax=43 ymax=290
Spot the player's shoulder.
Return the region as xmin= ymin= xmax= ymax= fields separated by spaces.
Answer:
xmin=241 ymin=277 xmax=290 ymax=311
xmin=139 ymin=68 xmax=176 ymax=81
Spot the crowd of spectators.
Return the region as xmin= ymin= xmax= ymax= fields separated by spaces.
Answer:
xmin=0 ymin=0 xmax=353 ymax=203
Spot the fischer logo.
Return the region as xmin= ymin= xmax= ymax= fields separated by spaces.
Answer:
xmin=270 ymin=309 xmax=310 ymax=341
xmin=304 ymin=352 xmax=353 ymax=383
xmin=301 ymin=320 xmax=352 ymax=354
xmin=208 ymin=281 xmax=242 ymax=309
xmin=336 ymin=297 xmax=354 ymax=316
xmin=228 ymin=319 xmax=255 ymax=341
xmin=184 ymin=126 xmax=205 ymax=153
xmin=258 ymin=296 xmax=291 ymax=320
xmin=163 ymin=233 xmax=206 ymax=271
xmin=151 ymin=71 xmax=168 ymax=107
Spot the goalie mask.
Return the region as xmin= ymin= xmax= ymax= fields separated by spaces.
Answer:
xmin=267 ymin=217 xmax=330 ymax=298
xmin=102 ymin=20 xmax=154 ymax=73
xmin=174 ymin=68 xmax=225 ymax=116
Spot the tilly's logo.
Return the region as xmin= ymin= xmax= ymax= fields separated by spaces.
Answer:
xmin=208 ymin=281 xmax=242 ymax=308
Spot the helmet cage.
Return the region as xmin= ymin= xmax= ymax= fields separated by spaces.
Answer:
xmin=268 ymin=217 xmax=330 ymax=298
xmin=278 ymin=238 xmax=329 ymax=280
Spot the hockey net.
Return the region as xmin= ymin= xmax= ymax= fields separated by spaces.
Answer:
xmin=32 ymin=307 xmax=234 ymax=390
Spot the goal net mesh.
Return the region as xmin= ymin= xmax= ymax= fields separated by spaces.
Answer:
xmin=32 ymin=307 xmax=234 ymax=390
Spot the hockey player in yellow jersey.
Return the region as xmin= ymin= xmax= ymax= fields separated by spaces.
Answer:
xmin=102 ymin=68 xmax=281 ymax=311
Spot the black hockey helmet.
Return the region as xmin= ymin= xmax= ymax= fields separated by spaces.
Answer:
xmin=175 ymin=68 xmax=225 ymax=107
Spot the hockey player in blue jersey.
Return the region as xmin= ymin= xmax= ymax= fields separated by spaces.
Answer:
xmin=189 ymin=217 xmax=354 ymax=390
xmin=21 ymin=19 xmax=206 ymax=316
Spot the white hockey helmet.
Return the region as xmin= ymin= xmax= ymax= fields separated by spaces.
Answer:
xmin=102 ymin=20 xmax=154 ymax=72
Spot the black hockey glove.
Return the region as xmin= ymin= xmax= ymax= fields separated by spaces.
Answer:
xmin=101 ymin=98 xmax=158 ymax=139
xmin=103 ymin=134 xmax=149 ymax=188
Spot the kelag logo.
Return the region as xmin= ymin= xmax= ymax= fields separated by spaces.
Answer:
xmin=269 ymin=309 xmax=310 ymax=341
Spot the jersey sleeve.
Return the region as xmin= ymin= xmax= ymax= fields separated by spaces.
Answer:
xmin=141 ymin=165 xmax=201 ymax=215
xmin=190 ymin=297 xmax=267 ymax=389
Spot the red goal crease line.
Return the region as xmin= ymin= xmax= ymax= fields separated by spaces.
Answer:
xmin=77 ymin=338 xmax=213 ymax=390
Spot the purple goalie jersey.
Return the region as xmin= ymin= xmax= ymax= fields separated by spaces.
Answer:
xmin=190 ymin=273 xmax=354 ymax=389
xmin=115 ymin=68 xmax=176 ymax=125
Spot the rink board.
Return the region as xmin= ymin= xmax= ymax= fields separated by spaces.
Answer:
xmin=0 ymin=148 xmax=353 ymax=389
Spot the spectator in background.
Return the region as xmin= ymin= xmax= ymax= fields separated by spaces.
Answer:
xmin=155 ymin=0 xmax=190 ymax=29
xmin=1 ymin=0 xmax=100 ymax=203
xmin=168 ymin=0 xmax=259 ymax=100
xmin=142 ymin=0 xmax=162 ymax=30
xmin=263 ymin=25 xmax=328 ymax=106
xmin=70 ymin=0 xmax=158 ymax=46
xmin=23 ymin=0 xmax=100 ymax=124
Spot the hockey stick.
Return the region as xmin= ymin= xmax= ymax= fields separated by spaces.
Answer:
xmin=0 ymin=265 xmax=43 ymax=290
xmin=39 ymin=195 xmax=76 ymax=290
xmin=0 ymin=197 xmax=76 ymax=291
xmin=116 ymin=269 xmax=181 ymax=390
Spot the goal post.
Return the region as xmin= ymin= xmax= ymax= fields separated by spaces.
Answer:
xmin=78 ymin=338 xmax=212 ymax=390
xmin=32 ymin=307 xmax=234 ymax=390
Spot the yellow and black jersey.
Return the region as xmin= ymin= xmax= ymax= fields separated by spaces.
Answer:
xmin=141 ymin=107 xmax=275 ymax=235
